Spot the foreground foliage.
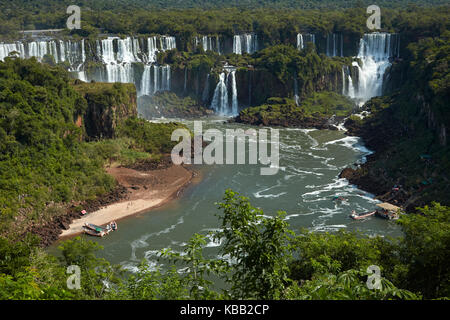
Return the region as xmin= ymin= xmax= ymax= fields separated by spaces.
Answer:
xmin=0 ymin=190 xmax=448 ymax=300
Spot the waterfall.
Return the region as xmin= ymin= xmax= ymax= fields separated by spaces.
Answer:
xmin=210 ymin=72 xmax=229 ymax=115
xmin=141 ymin=65 xmax=152 ymax=96
xmin=0 ymin=42 xmax=25 ymax=60
xmin=297 ymin=34 xmax=304 ymax=50
xmin=159 ymin=36 xmax=176 ymax=51
xmin=216 ymin=36 xmax=221 ymax=54
xmin=194 ymin=35 xmax=220 ymax=53
xmin=1 ymin=36 xmax=177 ymax=95
xmin=184 ymin=68 xmax=187 ymax=94
xmin=231 ymin=70 xmax=239 ymax=115
xmin=210 ymin=67 xmax=239 ymax=116
xmin=342 ymin=65 xmax=355 ymax=98
xmin=98 ymin=37 xmax=132 ymax=83
xmin=350 ymin=33 xmax=399 ymax=104
xmin=233 ymin=34 xmax=258 ymax=54
xmin=117 ymin=37 xmax=140 ymax=63
xmin=294 ymin=78 xmax=300 ymax=106
xmin=233 ymin=36 xmax=242 ymax=54
xmin=326 ymin=33 xmax=343 ymax=57
xmin=297 ymin=33 xmax=315 ymax=50
xmin=202 ymin=74 xmax=210 ymax=102
xmin=140 ymin=65 xmax=171 ymax=96
xmin=0 ymin=40 xmax=87 ymax=70
xmin=147 ymin=37 xmax=158 ymax=63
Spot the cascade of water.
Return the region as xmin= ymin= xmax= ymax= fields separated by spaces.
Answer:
xmin=342 ymin=65 xmax=355 ymax=98
xmin=210 ymin=72 xmax=229 ymax=114
xmin=78 ymin=39 xmax=86 ymax=71
xmin=294 ymin=78 xmax=300 ymax=106
xmin=230 ymin=70 xmax=239 ymax=115
xmin=27 ymin=41 xmax=48 ymax=61
xmin=348 ymin=73 xmax=355 ymax=98
xmin=163 ymin=65 xmax=171 ymax=91
xmin=233 ymin=35 xmax=242 ymax=55
xmin=59 ymin=40 xmax=66 ymax=62
xmin=210 ymin=67 xmax=239 ymax=116
xmin=139 ymin=65 xmax=171 ymax=96
xmin=194 ymin=35 xmax=220 ymax=53
xmin=101 ymin=38 xmax=115 ymax=64
xmin=160 ymin=36 xmax=176 ymax=51
xmin=216 ymin=36 xmax=221 ymax=55
xmin=0 ymin=42 xmax=25 ymax=60
xmin=1 ymin=36 xmax=176 ymax=89
xmin=351 ymin=33 xmax=398 ymax=104
xmin=147 ymin=37 xmax=158 ymax=63
xmin=233 ymin=34 xmax=258 ymax=54
xmin=117 ymin=37 xmax=138 ymax=63
xmin=297 ymin=34 xmax=304 ymax=50
xmin=140 ymin=65 xmax=152 ymax=96
xmin=202 ymin=74 xmax=210 ymax=102
xmin=296 ymin=33 xmax=315 ymax=50
xmin=48 ymin=41 xmax=58 ymax=63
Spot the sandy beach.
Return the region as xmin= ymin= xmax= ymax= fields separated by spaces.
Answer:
xmin=60 ymin=164 xmax=193 ymax=238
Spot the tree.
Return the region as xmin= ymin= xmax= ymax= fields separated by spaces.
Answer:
xmin=396 ymin=202 xmax=450 ymax=298
xmin=58 ymin=237 xmax=121 ymax=299
xmin=215 ymin=189 xmax=294 ymax=299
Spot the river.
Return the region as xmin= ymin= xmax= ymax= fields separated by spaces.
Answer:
xmin=85 ymin=117 xmax=402 ymax=271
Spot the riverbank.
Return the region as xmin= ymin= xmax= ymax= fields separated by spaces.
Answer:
xmin=59 ymin=163 xmax=194 ymax=239
xmin=338 ymin=111 xmax=444 ymax=212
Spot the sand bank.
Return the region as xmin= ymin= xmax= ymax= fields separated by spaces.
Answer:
xmin=60 ymin=165 xmax=193 ymax=238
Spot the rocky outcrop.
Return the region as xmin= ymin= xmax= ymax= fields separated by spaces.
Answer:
xmin=25 ymin=185 xmax=130 ymax=247
xmin=73 ymin=81 xmax=137 ymax=139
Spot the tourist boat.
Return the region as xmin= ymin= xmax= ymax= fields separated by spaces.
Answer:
xmin=349 ymin=210 xmax=376 ymax=220
xmin=83 ymin=222 xmax=117 ymax=237
xmin=333 ymin=196 xmax=348 ymax=202
xmin=82 ymin=225 xmax=105 ymax=237
xmin=84 ymin=223 xmax=110 ymax=233
xmin=375 ymin=203 xmax=401 ymax=220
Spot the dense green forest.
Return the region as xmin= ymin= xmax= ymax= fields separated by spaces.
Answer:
xmin=0 ymin=57 xmax=186 ymax=239
xmin=1 ymin=2 xmax=449 ymax=44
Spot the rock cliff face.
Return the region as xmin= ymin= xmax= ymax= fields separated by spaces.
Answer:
xmin=73 ymin=81 xmax=137 ymax=139
xmin=170 ymin=65 xmax=343 ymax=109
